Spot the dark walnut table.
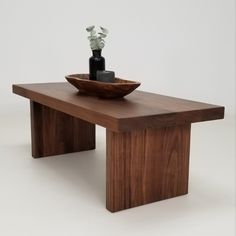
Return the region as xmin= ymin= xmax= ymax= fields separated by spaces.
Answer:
xmin=13 ymin=82 xmax=224 ymax=212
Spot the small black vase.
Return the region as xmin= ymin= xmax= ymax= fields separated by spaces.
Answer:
xmin=89 ymin=50 xmax=105 ymax=80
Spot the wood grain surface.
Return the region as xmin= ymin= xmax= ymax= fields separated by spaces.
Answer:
xmin=13 ymin=83 xmax=224 ymax=131
xmin=30 ymin=101 xmax=95 ymax=158
xmin=12 ymin=82 xmax=225 ymax=212
xmin=106 ymin=125 xmax=191 ymax=212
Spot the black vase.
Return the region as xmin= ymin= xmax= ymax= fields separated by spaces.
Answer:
xmin=89 ymin=50 xmax=105 ymax=80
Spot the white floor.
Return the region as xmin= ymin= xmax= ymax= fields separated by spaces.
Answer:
xmin=0 ymin=112 xmax=235 ymax=236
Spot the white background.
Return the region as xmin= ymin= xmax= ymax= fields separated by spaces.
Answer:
xmin=0 ymin=0 xmax=235 ymax=235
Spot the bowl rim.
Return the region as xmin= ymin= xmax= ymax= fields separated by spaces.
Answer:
xmin=65 ymin=74 xmax=141 ymax=86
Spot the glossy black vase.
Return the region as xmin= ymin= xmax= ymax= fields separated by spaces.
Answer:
xmin=89 ymin=50 xmax=105 ymax=80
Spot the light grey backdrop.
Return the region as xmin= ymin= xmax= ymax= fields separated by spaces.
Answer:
xmin=0 ymin=1 xmax=235 ymax=236
xmin=0 ymin=0 xmax=235 ymax=117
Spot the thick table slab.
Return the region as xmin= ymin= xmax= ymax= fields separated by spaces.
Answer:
xmin=13 ymin=82 xmax=224 ymax=212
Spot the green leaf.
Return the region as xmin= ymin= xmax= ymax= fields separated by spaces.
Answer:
xmin=98 ymin=32 xmax=107 ymax=38
xmin=90 ymin=38 xmax=100 ymax=50
xmin=86 ymin=25 xmax=95 ymax=32
xmin=90 ymin=41 xmax=98 ymax=50
xmin=86 ymin=25 xmax=108 ymax=50
xmin=97 ymin=36 xmax=104 ymax=41
xmin=88 ymin=35 xmax=97 ymax=40
xmin=100 ymin=26 xmax=108 ymax=34
xmin=90 ymin=29 xmax=96 ymax=36
xmin=99 ymin=42 xmax=105 ymax=49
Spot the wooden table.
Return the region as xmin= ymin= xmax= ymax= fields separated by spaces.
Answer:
xmin=13 ymin=82 xmax=224 ymax=212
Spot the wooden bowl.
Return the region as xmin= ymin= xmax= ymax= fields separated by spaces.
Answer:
xmin=65 ymin=74 xmax=141 ymax=99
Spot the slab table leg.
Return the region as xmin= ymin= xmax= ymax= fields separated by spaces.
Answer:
xmin=106 ymin=125 xmax=191 ymax=212
xmin=30 ymin=101 xmax=95 ymax=158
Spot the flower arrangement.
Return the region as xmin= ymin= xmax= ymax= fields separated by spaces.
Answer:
xmin=86 ymin=26 xmax=108 ymax=50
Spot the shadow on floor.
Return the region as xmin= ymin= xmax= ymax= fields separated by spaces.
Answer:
xmin=34 ymin=148 xmax=106 ymax=205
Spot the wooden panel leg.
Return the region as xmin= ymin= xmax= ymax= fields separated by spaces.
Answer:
xmin=106 ymin=125 xmax=191 ymax=212
xmin=30 ymin=101 xmax=95 ymax=158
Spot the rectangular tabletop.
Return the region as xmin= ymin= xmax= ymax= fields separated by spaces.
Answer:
xmin=13 ymin=82 xmax=224 ymax=131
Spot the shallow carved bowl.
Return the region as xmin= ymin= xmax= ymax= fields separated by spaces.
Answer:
xmin=65 ymin=74 xmax=141 ymax=99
